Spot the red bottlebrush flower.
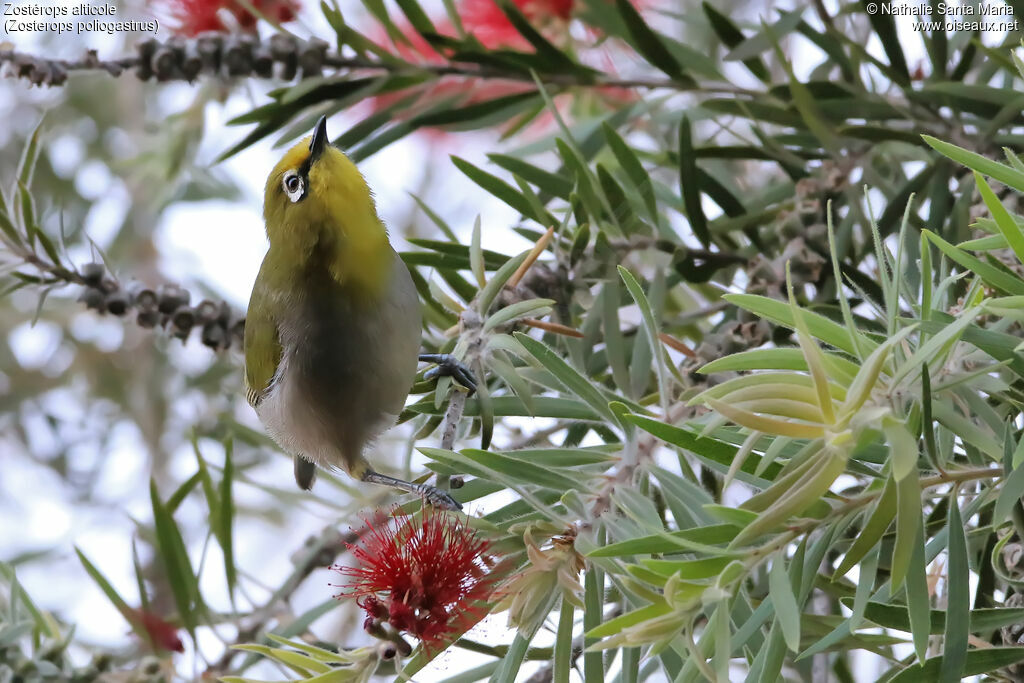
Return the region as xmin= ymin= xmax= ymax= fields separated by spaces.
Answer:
xmin=333 ymin=507 xmax=496 ymax=653
xmin=461 ymin=0 xmax=574 ymax=49
xmin=164 ymin=0 xmax=300 ymax=36
xmin=131 ymin=608 xmax=185 ymax=653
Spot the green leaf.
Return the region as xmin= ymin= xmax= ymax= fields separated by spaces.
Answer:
xmin=995 ymin=449 xmax=1024 ymax=528
xmin=769 ymin=552 xmax=801 ymax=652
xmin=940 ymin=492 xmax=969 ymax=683
xmin=452 ymin=156 xmax=551 ymax=224
xmin=488 ymin=153 xmax=573 ymax=199
xmin=700 ymin=348 xmax=860 ymax=384
xmin=906 ymin=517 xmax=930 ymax=663
xmin=17 ymin=119 xmax=42 ymax=190
xmin=583 ymin=563 xmax=604 ymax=683
xmin=922 ymin=135 xmax=1024 ymax=193
xmin=702 ymin=504 xmax=759 ymax=528
xmin=219 ymin=441 xmax=236 ymax=598
xmin=678 ymin=116 xmax=710 ymax=247
xmin=165 ymin=472 xmax=201 ymax=514
xmin=394 ymin=0 xmax=436 ymax=35
xmin=74 ymin=547 xmax=133 ymax=622
xmin=497 ymin=1 xmax=583 ymax=74
xmin=881 ymin=416 xmax=918 ymax=482
xmin=513 ymin=332 xmax=621 ymax=428
xmin=0 ymin=204 xmax=23 ymax=247
xmin=890 ymin=471 xmax=922 ymax=592
xmin=477 ymin=250 xmax=529 ymax=314
xmin=18 ymin=182 xmax=37 ymax=250
xmin=483 ymin=298 xmax=554 ymax=332
xmin=587 ymin=524 xmax=738 ymax=557
xmin=729 ymin=448 xmax=847 ymax=547
xmin=723 ymin=294 xmax=874 ymax=356
xmin=150 ymin=480 xmax=201 ymax=633
xmin=863 ymin=0 xmax=909 ymax=85
xmin=845 ymin=600 xmax=1024 ymax=635
xmin=409 ymin=394 xmax=597 ymax=420
xmin=414 ymin=91 xmax=540 ymax=128
xmin=459 ymin=448 xmax=583 ymax=492
xmin=886 ymin=648 xmax=1024 ymax=683
xmin=701 ymin=2 xmax=769 ymax=81
xmin=641 ymin=557 xmax=732 ymax=579
xmin=614 ymin=0 xmax=688 ymax=81
xmin=488 ymin=355 xmax=535 ymax=417
xmin=618 ymin=267 xmax=670 ymax=413
xmin=975 ymin=171 xmax=1024 ymax=265
xmin=585 ymin=602 xmax=672 ymax=639
xmin=603 ymin=123 xmax=658 ymax=224
xmin=724 ymin=8 xmax=804 ymax=61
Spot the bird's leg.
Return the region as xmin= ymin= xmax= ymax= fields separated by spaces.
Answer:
xmin=361 ymin=469 xmax=463 ymax=511
xmin=419 ymin=353 xmax=477 ymax=394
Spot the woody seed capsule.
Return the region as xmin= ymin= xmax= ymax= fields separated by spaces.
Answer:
xmin=105 ymin=291 xmax=129 ymax=316
xmin=171 ymin=306 xmax=195 ymax=339
xmin=195 ymin=33 xmax=223 ymax=73
xmin=201 ymin=323 xmax=224 ymax=349
xmin=157 ymin=284 xmax=189 ymax=314
xmin=79 ymin=287 xmax=105 ymax=312
xmin=135 ymin=38 xmax=158 ymax=80
xmin=80 ymin=262 xmax=104 ymax=286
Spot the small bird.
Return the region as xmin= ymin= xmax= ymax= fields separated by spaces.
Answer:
xmin=243 ymin=116 xmax=472 ymax=510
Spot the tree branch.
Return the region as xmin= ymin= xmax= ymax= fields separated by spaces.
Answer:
xmin=0 ymin=36 xmax=750 ymax=93
xmin=5 ymin=244 xmax=245 ymax=351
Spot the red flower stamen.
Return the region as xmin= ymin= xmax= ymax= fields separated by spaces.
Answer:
xmin=461 ymin=0 xmax=574 ymax=49
xmin=162 ymin=0 xmax=300 ymax=36
xmin=333 ymin=506 xmax=496 ymax=653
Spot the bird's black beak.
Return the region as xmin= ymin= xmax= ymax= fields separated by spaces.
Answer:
xmin=308 ymin=116 xmax=329 ymax=165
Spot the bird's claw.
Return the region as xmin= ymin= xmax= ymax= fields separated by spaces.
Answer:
xmin=420 ymin=484 xmax=463 ymax=511
xmin=419 ymin=353 xmax=477 ymax=394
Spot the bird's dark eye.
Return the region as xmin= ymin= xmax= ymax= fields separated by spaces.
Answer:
xmin=284 ymin=174 xmax=301 ymax=194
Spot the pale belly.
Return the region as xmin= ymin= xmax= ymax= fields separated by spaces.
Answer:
xmin=256 ymin=268 xmax=421 ymax=473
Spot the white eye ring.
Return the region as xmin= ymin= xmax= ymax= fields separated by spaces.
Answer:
xmin=282 ymin=172 xmax=304 ymax=203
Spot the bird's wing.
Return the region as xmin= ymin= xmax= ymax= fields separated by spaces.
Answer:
xmin=243 ymin=260 xmax=284 ymax=408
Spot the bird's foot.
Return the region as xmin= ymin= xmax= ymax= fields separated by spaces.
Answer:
xmin=419 ymin=353 xmax=477 ymax=394
xmin=362 ymin=469 xmax=463 ymax=511
xmin=415 ymin=483 xmax=463 ymax=511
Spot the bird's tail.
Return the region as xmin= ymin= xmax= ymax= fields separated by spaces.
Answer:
xmin=294 ymin=456 xmax=317 ymax=490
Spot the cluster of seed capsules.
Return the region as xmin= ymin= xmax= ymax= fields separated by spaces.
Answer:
xmin=2 ymin=33 xmax=331 ymax=86
xmin=76 ymin=262 xmax=244 ymax=352
xmin=135 ymin=33 xmax=330 ymax=82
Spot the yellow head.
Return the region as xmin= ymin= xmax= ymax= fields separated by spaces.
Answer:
xmin=262 ymin=117 xmax=392 ymax=298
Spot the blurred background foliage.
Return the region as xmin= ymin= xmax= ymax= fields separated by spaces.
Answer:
xmin=6 ymin=0 xmax=1024 ymax=681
